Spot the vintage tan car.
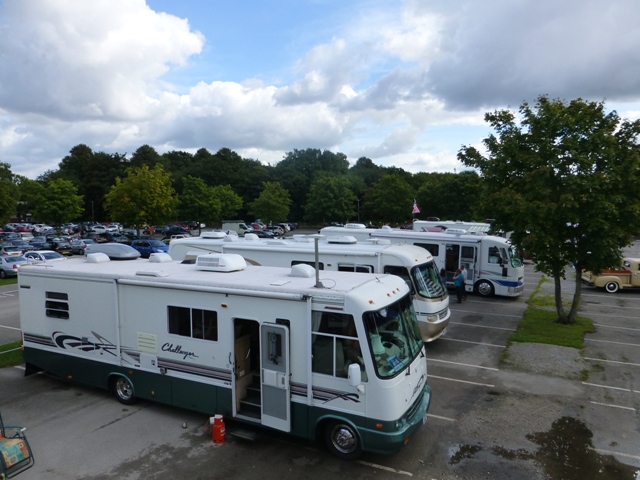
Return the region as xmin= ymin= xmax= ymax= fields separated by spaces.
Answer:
xmin=582 ymin=257 xmax=640 ymax=293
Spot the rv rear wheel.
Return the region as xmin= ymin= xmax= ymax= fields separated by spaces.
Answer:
xmin=604 ymin=282 xmax=619 ymax=293
xmin=112 ymin=376 xmax=136 ymax=405
xmin=324 ymin=420 xmax=362 ymax=460
xmin=475 ymin=280 xmax=494 ymax=297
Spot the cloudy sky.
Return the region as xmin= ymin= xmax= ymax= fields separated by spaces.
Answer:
xmin=1 ymin=0 xmax=640 ymax=179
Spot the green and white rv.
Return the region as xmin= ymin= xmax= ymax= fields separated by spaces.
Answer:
xmin=19 ymin=252 xmax=431 ymax=460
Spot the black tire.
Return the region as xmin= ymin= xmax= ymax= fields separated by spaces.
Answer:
xmin=112 ymin=376 xmax=136 ymax=405
xmin=604 ymin=282 xmax=619 ymax=294
xmin=324 ymin=420 xmax=362 ymax=460
xmin=475 ymin=280 xmax=494 ymax=297
xmin=0 ymin=270 xmax=6 ymax=279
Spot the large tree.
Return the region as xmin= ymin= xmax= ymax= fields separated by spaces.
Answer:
xmin=361 ymin=174 xmax=414 ymax=225
xmin=458 ymin=96 xmax=640 ymax=324
xmin=33 ymin=178 xmax=84 ymax=228
xmin=104 ymin=164 xmax=177 ymax=232
xmin=0 ymin=162 xmax=18 ymax=222
xmin=248 ymin=182 xmax=291 ymax=225
xmin=178 ymin=176 xmax=221 ymax=234
xmin=304 ymin=176 xmax=356 ymax=225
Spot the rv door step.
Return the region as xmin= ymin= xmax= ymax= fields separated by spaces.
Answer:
xmin=228 ymin=427 xmax=259 ymax=442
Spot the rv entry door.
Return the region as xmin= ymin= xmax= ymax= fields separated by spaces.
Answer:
xmin=260 ymin=323 xmax=291 ymax=431
xmin=461 ymin=246 xmax=476 ymax=284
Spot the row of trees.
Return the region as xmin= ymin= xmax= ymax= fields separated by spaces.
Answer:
xmin=1 ymin=145 xmax=486 ymax=230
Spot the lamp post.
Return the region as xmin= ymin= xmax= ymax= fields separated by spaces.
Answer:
xmin=356 ymin=198 xmax=361 ymax=222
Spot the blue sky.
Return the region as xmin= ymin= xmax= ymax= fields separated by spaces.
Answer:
xmin=1 ymin=0 xmax=640 ymax=179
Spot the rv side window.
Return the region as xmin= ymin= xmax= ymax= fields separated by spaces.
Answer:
xmin=45 ymin=291 xmax=69 ymax=319
xmin=414 ymin=243 xmax=439 ymax=256
xmin=291 ymin=260 xmax=324 ymax=270
xmin=337 ymin=263 xmax=373 ymax=273
xmin=311 ymin=312 xmax=366 ymax=380
xmin=168 ymin=306 xmax=218 ymax=341
xmin=383 ymin=265 xmax=414 ymax=294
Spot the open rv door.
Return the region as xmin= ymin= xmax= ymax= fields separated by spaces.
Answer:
xmin=260 ymin=323 xmax=291 ymax=431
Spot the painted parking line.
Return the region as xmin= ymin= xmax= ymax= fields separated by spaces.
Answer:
xmin=439 ymin=338 xmax=506 ymax=348
xmin=589 ymin=401 xmax=636 ymax=412
xmin=582 ymin=381 xmax=640 ymax=394
xmin=356 ymin=460 xmax=413 ymax=476
xmin=427 ymin=358 xmax=499 ymax=371
xmin=429 ymin=374 xmax=495 ymax=388
xmin=448 ymin=322 xmax=516 ymax=332
xmin=427 ymin=413 xmax=457 ymax=422
xmin=585 ymin=338 xmax=640 ymax=348
xmin=0 ymin=325 xmax=21 ymax=331
xmin=587 ymin=447 xmax=640 ymax=462
xmin=593 ymin=323 xmax=640 ymax=332
xmin=584 ymin=357 xmax=640 ymax=368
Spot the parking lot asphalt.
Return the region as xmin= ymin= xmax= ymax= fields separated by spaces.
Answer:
xmin=1 ymin=243 xmax=639 ymax=479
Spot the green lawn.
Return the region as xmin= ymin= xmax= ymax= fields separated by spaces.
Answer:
xmin=509 ymin=308 xmax=595 ymax=349
xmin=0 ymin=341 xmax=24 ymax=368
xmin=0 ymin=277 xmax=18 ymax=287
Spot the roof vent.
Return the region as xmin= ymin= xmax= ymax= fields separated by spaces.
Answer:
xmin=149 ymin=253 xmax=172 ymax=263
xmin=244 ymin=233 xmax=259 ymax=241
xmin=326 ymin=236 xmax=357 ymax=244
xmin=136 ymin=270 xmax=169 ymax=277
xmin=86 ymin=252 xmax=110 ymax=263
xmin=290 ymin=263 xmax=315 ymax=278
xmin=201 ymin=231 xmax=227 ymax=239
xmin=223 ymin=234 xmax=239 ymax=242
xmin=344 ymin=223 xmax=366 ymax=229
xmin=195 ymin=253 xmax=246 ymax=272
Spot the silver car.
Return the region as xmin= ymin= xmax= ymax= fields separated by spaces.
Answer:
xmin=0 ymin=255 xmax=29 ymax=278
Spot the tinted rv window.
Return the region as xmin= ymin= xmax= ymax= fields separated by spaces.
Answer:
xmin=338 ymin=264 xmax=373 ymax=273
xmin=414 ymin=243 xmax=439 ymax=256
xmin=45 ymin=291 xmax=69 ymax=319
xmin=291 ymin=260 xmax=324 ymax=270
xmin=168 ymin=306 xmax=219 ymax=341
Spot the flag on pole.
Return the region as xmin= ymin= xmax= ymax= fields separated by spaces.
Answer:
xmin=412 ymin=199 xmax=420 ymax=214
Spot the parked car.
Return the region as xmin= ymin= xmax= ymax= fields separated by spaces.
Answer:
xmin=245 ymin=230 xmax=276 ymax=239
xmin=70 ymin=239 xmax=95 ymax=255
xmin=90 ymin=225 xmax=110 ymax=234
xmin=24 ymin=250 xmax=67 ymax=263
xmin=10 ymin=240 xmax=35 ymax=253
xmin=0 ymin=255 xmax=29 ymax=278
xmin=264 ymin=226 xmax=284 ymax=236
xmin=164 ymin=225 xmax=191 ymax=236
xmin=130 ymin=239 xmax=170 ymax=258
xmin=85 ymin=243 xmax=141 ymax=260
xmin=50 ymin=239 xmax=72 ymax=255
xmin=0 ymin=245 xmax=22 ymax=256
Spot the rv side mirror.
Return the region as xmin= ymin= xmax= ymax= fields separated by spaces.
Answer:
xmin=347 ymin=363 xmax=362 ymax=386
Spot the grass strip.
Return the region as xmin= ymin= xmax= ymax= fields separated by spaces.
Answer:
xmin=509 ymin=308 xmax=595 ymax=349
xmin=0 ymin=341 xmax=24 ymax=368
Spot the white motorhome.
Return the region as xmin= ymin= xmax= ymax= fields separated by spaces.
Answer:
xmin=19 ymin=253 xmax=430 ymax=460
xmin=169 ymin=232 xmax=450 ymax=342
xmin=319 ymin=224 xmax=525 ymax=298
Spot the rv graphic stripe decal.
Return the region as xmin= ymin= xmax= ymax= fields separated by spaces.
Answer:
xmin=51 ymin=331 xmax=118 ymax=356
xmin=290 ymin=380 xmax=360 ymax=403
xmin=23 ymin=333 xmax=56 ymax=347
xmin=121 ymin=349 xmax=232 ymax=382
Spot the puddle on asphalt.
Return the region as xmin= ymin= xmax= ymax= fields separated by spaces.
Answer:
xmin=450 ymin=417 xmax=639 ymax=479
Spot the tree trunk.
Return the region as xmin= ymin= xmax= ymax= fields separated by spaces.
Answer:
xmin=553 ymin=274 xmax=570 ymax=324
xmin=567 ymin=263 xmax=582 ymax=324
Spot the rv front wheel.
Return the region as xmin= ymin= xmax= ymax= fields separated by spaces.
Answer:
xmin=475 ymin=280 xmax=494 ymax=297
xmin=324 ymin=420 xmax=362 ymax=460
xmin=112 ymin=376 xmax=136 ymax=405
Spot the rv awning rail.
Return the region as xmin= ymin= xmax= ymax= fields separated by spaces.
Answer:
xmin=117 ymin=278 xmax=307 ymax=301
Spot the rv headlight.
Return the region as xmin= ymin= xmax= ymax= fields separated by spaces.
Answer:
xmin=426 ymin=315 xmax=438 ymax=323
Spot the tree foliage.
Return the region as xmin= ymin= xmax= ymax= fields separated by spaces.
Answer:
xmin=362 ymin=174 xmax=415 ymax=225
xmin=211 ymin=184 xmax=243 ymax=225
xmin=178 ymin=176 xmax=221 ymax=233
xmin=104 ymin=164 xmax=177 ymax=230
xmin=248 ymin=182 xmax=291 ymax=224
xmin=0 ymin=162 xmax=19 ymax=222
xmin=304 ymin=176 xmax=356 ymax=225
xmin=33 ymin=178 xmax=84 ymax=227
xmin=459 ymin=96 xmax=640 ymax=324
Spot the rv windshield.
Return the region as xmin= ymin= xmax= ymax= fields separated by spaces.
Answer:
xmin=411 ymin=261 xmax=447 ymax=299
xmin=363 ymin=294 xmax=423 ymax=378
xmin=508 ymin=246 xmax=522 ymax=268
